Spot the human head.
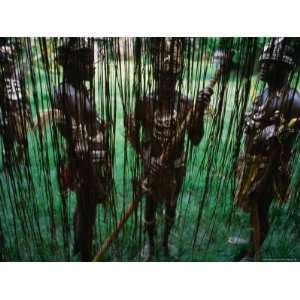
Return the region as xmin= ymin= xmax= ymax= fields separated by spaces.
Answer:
xmin=57 ymin=38 xmax=94 ymax=83
xmin=259 ymin=38 xmax=295 ymax=86
xmin=150 ymin=37 xmax=185 ymax=85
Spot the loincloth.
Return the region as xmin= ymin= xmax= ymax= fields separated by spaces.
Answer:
xmin=234 ymin=154 xmax=290 ymax=212
xmin=59 ymin=154 xmax=112 ymax=204
xmin=142 ymin=145 xmax=186 ymax=169
xmin=142 ymin=153 xmax=186 ymax=204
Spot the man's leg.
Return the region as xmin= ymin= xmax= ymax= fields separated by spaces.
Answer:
xmin=144 ymin=195 xmax=157 ymax=259
xmin=73 ymin=189 xmax=97 ymax=262
xmin=163 ymin=168 xmax=184 ymax=257
xmin=15 ymin=138 xmax=27 ymax=164
xmin=2 ymin=132 xmax=14 ymax=170
xmin=246 ymin=196 xmax=272 ymax=261
xmin=163 ymin=199 xmax=177 ymax=257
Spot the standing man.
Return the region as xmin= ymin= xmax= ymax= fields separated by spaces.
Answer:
xmin=0 ymin=37 xmax=32 ymax=169
xmin=126 ymin=38 xmax=212 ymax=259
xmin=52 ymin=38 xmax=112 ymax=261
xmin=0 ymin=37 xmax=32 ymax=261
xmin=235 ymin=39 xmax=300 ymax=261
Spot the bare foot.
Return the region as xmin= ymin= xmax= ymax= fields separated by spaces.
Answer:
xmin=239 ymin=255 xmax=254 ymax=262
xmin=139 ymin=243 xmax=155 ymax=262
xmin=163 ymin=242 xmax=179 ymax=260
xmin=228 ymin=236 xmax=248 ymax=245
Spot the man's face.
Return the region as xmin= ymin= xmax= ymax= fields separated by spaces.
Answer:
xmin=65 ymin=62 xmax=94 ymax=82
xmin=259 ymin=60 xmax=290 ymax=84
xmin=152 ymin=38 xmax=183 ymax=81
xmin=78 ymin=60 xmax=95 ymax=82
xmin=76 ymin=48 xmax=95 ymax=81
xmin=65 ymin=56 xmax=95 ymax=83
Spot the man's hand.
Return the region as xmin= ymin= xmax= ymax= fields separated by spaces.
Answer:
xmin=124 ymin=114 xmax=142 ymax=155
xmin=196 ymin=87 xmax=213 ymax=110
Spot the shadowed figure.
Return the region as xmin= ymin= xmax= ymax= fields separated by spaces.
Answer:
xmin=234 ymin=38 xmax=300 ymax=261
xmin=52 ymin=38 xmax=112 ymax=261
xmin=126 ymin=38 xmax=212 ymax=260
xmin=0 ymin=38 xmax=32 ymax=170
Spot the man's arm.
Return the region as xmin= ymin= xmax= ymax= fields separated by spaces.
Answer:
xmin=125 ymin=98 xmax=143 ymax=155
xmin=289 ymin=89 xmax=300 ymax=119
xmin=187 ymin=88 xmax=212 ymax=146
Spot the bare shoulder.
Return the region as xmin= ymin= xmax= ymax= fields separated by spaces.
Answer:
xmin=288 ymin=88 xmax=300 ymax=117
xmin=139 ymin=92 xmax=156 ymax=103
xmin=54 ymin=83 xmax=77 ymax=108
xmin=136 ymin=93 xmax=155 ymax=111
xmin=288 ymin=88 xmax=300 ymax=102
xmin=53 ymin=83 xmax=64 ymax=108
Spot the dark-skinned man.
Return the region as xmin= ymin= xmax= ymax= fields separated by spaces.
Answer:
xmin=235 ymin=38 xmax=300 ymax=261
xmin=50 ymin=38 xmax=112 ymax=261
xmin=126 ymin=38 xmax=212 ymax=260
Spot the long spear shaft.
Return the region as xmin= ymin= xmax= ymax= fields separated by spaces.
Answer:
xmin=93 ymin=53 xmax=231 ymax=262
